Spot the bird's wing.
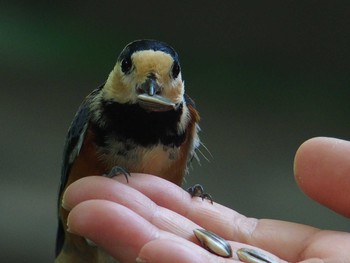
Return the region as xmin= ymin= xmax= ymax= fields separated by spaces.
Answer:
xmin=59 ymin=88 xmax=99 ymax=196
xmin=56 ymin=85 xmax=102 ymax=257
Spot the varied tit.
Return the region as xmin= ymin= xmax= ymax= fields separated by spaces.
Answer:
xmin=55 ymin=39 xmax=202 ymax=262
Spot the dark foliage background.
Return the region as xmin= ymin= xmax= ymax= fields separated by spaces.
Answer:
xmin=1 ymin=1 xmax=350 ymax=262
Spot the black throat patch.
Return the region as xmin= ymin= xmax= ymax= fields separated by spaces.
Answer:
xmin=92 ymin=100 xmax=186 ymax=148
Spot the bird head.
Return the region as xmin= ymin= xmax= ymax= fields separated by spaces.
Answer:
xmin=103 ymin=39 xmax=184 ymax=112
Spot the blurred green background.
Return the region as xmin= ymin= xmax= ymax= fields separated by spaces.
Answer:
xmin=1 ymin=1 xmax=350 ymax=262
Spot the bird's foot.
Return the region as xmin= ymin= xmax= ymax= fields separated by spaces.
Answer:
xmin=103 ymin=166 xmax=130 ymax=183
xmin=187 ymin=184 xmax=213 ymax=204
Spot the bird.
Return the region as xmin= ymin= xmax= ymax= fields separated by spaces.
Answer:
xmin=55 ymin=39 xmax=203 ymax=262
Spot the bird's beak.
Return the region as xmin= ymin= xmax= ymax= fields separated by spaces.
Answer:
xmin=137 ymin=78 xmax=176 ymax=112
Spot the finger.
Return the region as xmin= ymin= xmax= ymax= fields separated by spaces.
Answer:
xmin=63 ymin=176 xmax=198 ymax=241
xmin=112 ymin=173 xmax=245 ymax=236
xmin=294 ymin=137 xmax=350 ymax=218
xmin=64 ymin=175 xmax=247 ymax=244
xmin=67 ymin=199 xmax=156 ymax=262
xmin=67 ymin=199 xmax=236 ymax=263
xmin=138 ymin=233 xmax=285 ymax=263
xmin=138 ymin=239 xmax=234 ymax=263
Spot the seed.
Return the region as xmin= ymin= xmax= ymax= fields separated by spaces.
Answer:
xmin=237 ymin=247 xmax=277 ymax=263
xmin=193 ymin=228 xmax=232 ymax=258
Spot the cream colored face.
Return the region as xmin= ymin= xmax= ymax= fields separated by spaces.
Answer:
xmin=103 ymin=50 xmax=184 ymax=106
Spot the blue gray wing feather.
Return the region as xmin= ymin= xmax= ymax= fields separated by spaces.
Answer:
xmin=56 ymin=86 xmax=102 ymax=257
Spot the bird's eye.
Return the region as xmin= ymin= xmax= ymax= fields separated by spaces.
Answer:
xmin=121 ymin=57 xmax=132 ymax=73
xmin=171 ymin=61 xmax=180 ymax=79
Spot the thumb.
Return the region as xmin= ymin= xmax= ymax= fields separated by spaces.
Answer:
xmin=294 ymin=137 xmax=350 ymax=218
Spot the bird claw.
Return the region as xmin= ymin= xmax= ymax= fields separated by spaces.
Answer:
xmin=103 ymin=166 xmax=130 ymax=183
xmin=237 ymin=247 xmax=277 ymax=263
xmin=187 ymin=184 xmax=213 ymax=204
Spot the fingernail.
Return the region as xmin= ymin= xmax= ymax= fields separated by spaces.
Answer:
xmin=66 ymin=219 xmax=76 ymax=234
xmin=61 ymin=199 xmax=69 ymax=210
xmin=135 ymin=257 xmax=147 ymax=263
xmin=61 ymin=191 xmax=72 ymax=211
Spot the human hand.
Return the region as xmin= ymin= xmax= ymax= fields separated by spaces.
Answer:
xmin=62 ymin=137 xmax=350 ymax=262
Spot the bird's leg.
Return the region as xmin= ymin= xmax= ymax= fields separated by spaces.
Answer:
xmin=187 ymin=184 xmax=213 ymax=204
xmin=103 ymin=166 xmax=130 ymax=183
